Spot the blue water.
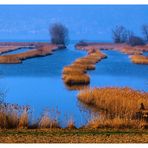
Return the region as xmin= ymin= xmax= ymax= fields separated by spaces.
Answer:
xmin=89 ymin=50 xmax=148 ymax=92
xmin=1 ymin=47 xmax=33 ymax=55
xmin=0 ymin=46 xmax=91 ymax=127
xmin=143 ymin=52 xmax=148 ymax=56
xmin=0 ymin=45 xmax=148 ymax=127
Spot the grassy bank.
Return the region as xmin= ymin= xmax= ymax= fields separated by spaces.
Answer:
xmin=78 ymin=87 xmax=148 ymax=129
xmin=0 ymin=128 xmax=148 ymax=143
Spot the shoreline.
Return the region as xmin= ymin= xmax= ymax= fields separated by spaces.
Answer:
xmin=75 ymin=42 xmax=148 ymax=64
xmin=0 ymin=42 xmax=59 ymax=64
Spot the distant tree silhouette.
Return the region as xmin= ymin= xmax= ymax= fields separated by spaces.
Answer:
xmin=127 ymin=35 xmax=145 ymax=46
xmin=142 ymin=25 xmax=148 ymax=42
xmin=49 ymin=23 xmax=69 ymax=46
xmin=112 ymin=25 xmax=127 ymax=43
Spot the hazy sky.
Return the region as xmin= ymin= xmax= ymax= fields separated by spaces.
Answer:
xmin=0 ymin=5 xmax=148 ymax=42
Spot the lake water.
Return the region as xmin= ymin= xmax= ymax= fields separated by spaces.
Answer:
xmin=1 ymin=47 xmax=33 ymax=55
xmin=143 ymin=52 xmax=148 ymax=56
xmin=0 ymin=45 xmax=148 ymax=127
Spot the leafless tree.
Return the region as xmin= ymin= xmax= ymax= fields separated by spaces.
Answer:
xmin=49 ymin=23 xmax=69 ymax=46
xmin=112 ymin=25 xmax=127 ymax=43
xmin=127 ymin=35 xmax=145 ymax=46
xmin=142 ymin=25 xmax=148 ymax=42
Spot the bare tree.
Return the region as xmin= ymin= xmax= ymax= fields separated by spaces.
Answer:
xmin=127 ymin=35 xmax=145 ymax=46
xmin=49 ymin=23 xmax=69 ymax=47
xmin=142 ymin=25 xmax=148 ymax=42
xmin=112 ymin=25 xmax=127 ymax=43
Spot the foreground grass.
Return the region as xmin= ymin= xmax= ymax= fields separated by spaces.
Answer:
xmin=0 ymin=128 xmax=148 ymax=143
xmin=78 ymin=87 xmax=148 ymax=128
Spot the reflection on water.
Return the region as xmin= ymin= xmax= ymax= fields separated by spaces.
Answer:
xmin=0 ymin=46 xmax=147 ymax=127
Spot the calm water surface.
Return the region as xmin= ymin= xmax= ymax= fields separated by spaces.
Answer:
xmin=0 ymin=45 xmax=147 ymax=127
xmin=1 ymin=47 xmax=33 ymax=55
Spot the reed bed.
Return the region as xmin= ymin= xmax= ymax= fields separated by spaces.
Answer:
xmin=130 ymin=55 xmax=148 ymax=64
xmin=62 ymin=48 xmax=107 ymax=89
xmin=87 ymin=116 xmax=147 ymax=129
xmin=78 ymin=87 xmax=148 ymax=119
xmin=0 ymin=104 xmax=29 ymax=129
xmin=63 ymin=74 xmax=90 ymax=85
xmin=67 ymin=118 xmax=76 ymax=129
xmin=0 ymin=104 xmax=60 ymax=129
xmin=0 ymin=44 xmax=57 ymax=64
xmin=121 ymin=48 xmax=143 ymax=55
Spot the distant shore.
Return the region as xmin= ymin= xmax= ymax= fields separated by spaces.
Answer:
xmin=75 ymin=42 xmax=148 ymax=64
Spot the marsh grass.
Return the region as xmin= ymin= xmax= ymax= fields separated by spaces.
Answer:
xmin=130 ymin=55 xmax=148 ymax=64
xmin=62 ymin=48 xmax=107 ymax=88
xmin=78 ymin=87 xmax=148 ymax=119
xmin=18 ymin=108 xmax=29 ymax=128
xmin=67 ymin=118 xmax=76 ymax=129
xmin=38 ymin=112 xmax=59 ymax=128
xmin=63 ymin=74 xmax=90 ymax=85
xmin=87 ymin=116 xmax=147 ymax=129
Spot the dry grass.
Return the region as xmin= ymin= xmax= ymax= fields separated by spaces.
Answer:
xmin=67 ymin=118 xmax=76 ymax=129
xmin=62 ymin=48 xmax=106 ymax=88
xmin=18 ymin=108 xmax=29 ymax=128
xmin=78 ymin=87 xmax=148 ymax=129
xmin=121 ymin=48 xmax=143 ymax=55
xmin=78 ymin=87 xmax=148 ymax=119
xmin=63 ymin=74 xmax=90 ymax=85
xmin=0 ymin=104 xmax=60 ymax=129
xmin=130 ymin=55 xmax=148 ymax=64
xmin=62 ymin=66 xmax=86 ymax=75
xmin=87 ymin=116 xmax=147 ymax=129
xmin=0 ymin=44 xmax=57 ymax=64
xmin=38 ymin=112 xmax=59 ymax=128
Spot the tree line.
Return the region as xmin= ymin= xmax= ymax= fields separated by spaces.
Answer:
xmin=49 ymin=23 xmax=148 ymax=47
xmin=112 ymin=25 xmax=148 ymax=46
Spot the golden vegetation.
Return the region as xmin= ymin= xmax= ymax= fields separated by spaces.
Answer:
xmin=0 ymin=104 xmax=59 ymax=129
xmin=76 ymin=42 xmax=148 ymax=65
xmin=78 ymin=87 xmax=148 ymax=118
xmin=87 ymin=117 xmax=147 ymax=129
xmin=130 ymin=55 xmax=148 ymax=64
xmin=38 ymin=112 xmax=59 ymax=128
xmin=67 ymin=118 xmax=76 ymax=129
xmin=78 ymin=87 xmax=148 ymax=128
xmin=62 ymin=48 xmax=107 ymax=89
xmin=0 ymin=104 xmax=29 ymax=129
xmin=0 ymin=44 xmax=57 ymax=64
